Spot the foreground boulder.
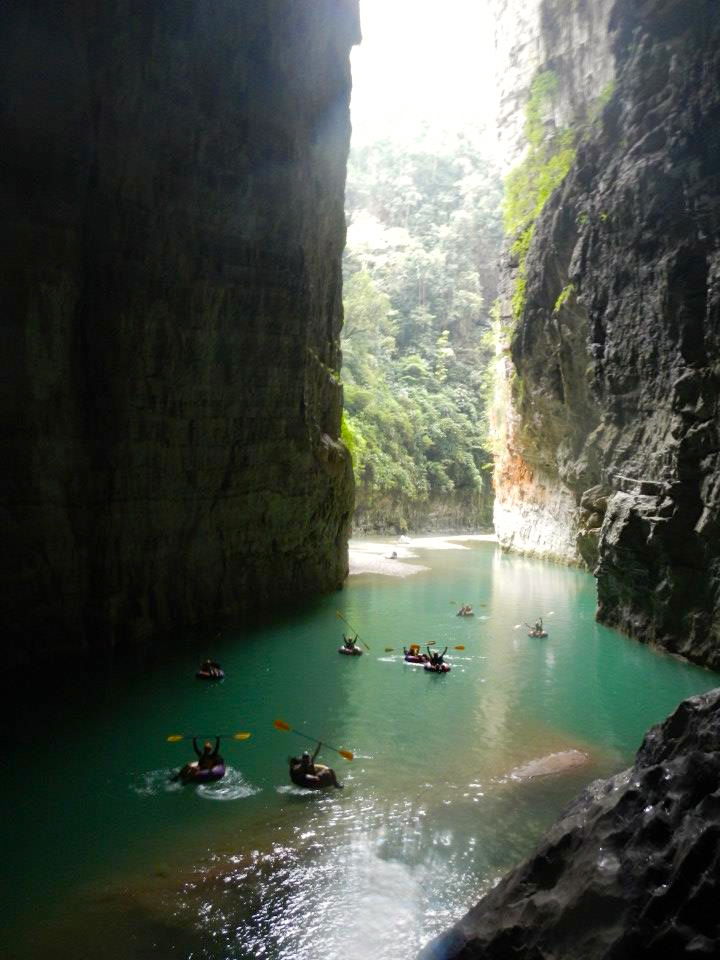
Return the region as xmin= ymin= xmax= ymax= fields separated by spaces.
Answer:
xmin=419 ymin=688 xmax=720 ymax=959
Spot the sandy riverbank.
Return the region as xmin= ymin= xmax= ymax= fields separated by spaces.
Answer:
xmin=348 ymin=533 xmax=497 ymax=578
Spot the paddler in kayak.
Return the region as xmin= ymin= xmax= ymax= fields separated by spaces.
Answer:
xmin=289 ymin=743 xmax=343 ymax=789
xmin=173 ymin=737 xmax=224 ymax=781
xmin=200 ymin=658 xmax=223 ymax=678
xmin=427 ymin=646 xmax=448 ymax=667
xmin=342 ymin=634 xmax=359 ymax=652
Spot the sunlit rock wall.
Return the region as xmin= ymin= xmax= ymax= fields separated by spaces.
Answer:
xmin=494 ymin=0 xmax=720 ymax=668
xmin=0 ymin=0 xmax=359 ymax=663
xmin=491 ymin=0 xmax=615 ymax=566
xmin=493 ymin=0 xmax=615 ymax=172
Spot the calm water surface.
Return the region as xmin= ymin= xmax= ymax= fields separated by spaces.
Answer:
xmin=3 ymin=540 xmax=717 ymax=959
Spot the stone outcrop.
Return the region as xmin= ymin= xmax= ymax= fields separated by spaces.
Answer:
xmin=0 ymin=1 xmax=359 ymax=664
xmin=493 ymin=0 xmax=720 ymax=668
xmin=419 ymin=687 xmax=720 ymax=959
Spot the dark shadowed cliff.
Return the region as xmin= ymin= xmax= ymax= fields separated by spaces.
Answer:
xmin=0 ymin=1 xmax=359 ymax=664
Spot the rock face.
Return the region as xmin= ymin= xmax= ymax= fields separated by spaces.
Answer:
xmin=0 ymin=1 xmax=359 ymax=663
xmin=352 ymin=487 xmax=493 ymax=537
xmin=493 ymin=0 xmax=720 ymax=668
xmin=491 ymin=0 xmax=615 ymax=564
xmin=493 ymin=0 xmax=615 ymax=173
xmin=419 ymin=687 xmax=720 ymax=959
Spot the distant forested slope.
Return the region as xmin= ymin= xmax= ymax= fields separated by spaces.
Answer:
xmin=342 ymin=128 xmax=503 ymax=532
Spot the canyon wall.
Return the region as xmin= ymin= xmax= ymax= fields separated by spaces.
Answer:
xmin=352 ymin=484 xmax=493 ymax=537
xmin=0 ymin=1 xmax=359 ymax=663
xmin=491 ymin=0 xmax=615 ymax=564
xmin=492 ymin=0 xmax=720 ymax=669
xmin=420 ymin=686 xmax=720 ymax=959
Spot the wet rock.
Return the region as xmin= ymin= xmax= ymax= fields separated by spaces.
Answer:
xmin=419 ymin=687 xmax=720 ymax=960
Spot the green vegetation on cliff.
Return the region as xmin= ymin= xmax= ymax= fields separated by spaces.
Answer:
xmin=504 ymin=70 xmax=577 ymax=320
xmin=341 ymin=129 xmax=503 ymax=530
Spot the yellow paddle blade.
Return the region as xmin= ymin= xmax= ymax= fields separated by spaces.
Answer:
xmin=335 ymin=611 xmax=343 ymax=619
xmin=232 ymin=732 xmax=252 ymax=741
xmin=339 ymin=749 xmax=354 ymax=761
xmin=166 ymin=734 xmax=184 ymax=743
xmin=273 ymin=719 xmax=291 ymax=732
xmin=454 ymin=645 xmax=465 ymax=651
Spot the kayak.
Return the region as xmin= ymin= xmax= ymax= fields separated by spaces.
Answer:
xmin=338 ymin=646 xmax=362 ymax=656
xmin=456 ymin=611 xmax=474 ymax=617
xmin=528 ymin=631 xmax=548 ymax=638
xmin=180 ymin=762 xmax=226 ymax=785
xmin=196 ymin=669 xmax=225 ymax=680
xmin=424 ymin=662 xmax=451 ymax=673
xmin=404 ymin=653 xmax=429 ymax=664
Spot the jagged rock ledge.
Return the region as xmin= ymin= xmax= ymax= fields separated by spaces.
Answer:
xmin=419 ymin=687 xmax=720 ymax=959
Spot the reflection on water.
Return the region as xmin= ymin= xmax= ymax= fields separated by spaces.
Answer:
xmin=3 ymin=540 xmax=718 ymax=959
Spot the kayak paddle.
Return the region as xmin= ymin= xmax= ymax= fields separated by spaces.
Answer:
xmin=166 ymin=732 xmax=252 ymax=743
xmin=385 ymin=644 xmax=465 ymax=652
xmin=335 ymin=611 xmax=371 ymax=651
xmin=273 ymin=719 xmax=353 ymax=761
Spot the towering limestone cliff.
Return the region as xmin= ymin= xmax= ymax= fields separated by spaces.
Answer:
xmin=492 ymin=0 xmax=720 ymax=669
xmin=492 ymin=0 xmax=615 ymax=564
xmin=1 ymin=1 xmax=358 ymax=664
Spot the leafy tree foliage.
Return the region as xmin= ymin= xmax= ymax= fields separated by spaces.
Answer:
xmin=341 ymin=127 xmax=503 ymax=529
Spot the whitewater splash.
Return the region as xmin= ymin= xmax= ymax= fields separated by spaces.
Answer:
xmin=132 ymin=767 xmax=259 ymax=801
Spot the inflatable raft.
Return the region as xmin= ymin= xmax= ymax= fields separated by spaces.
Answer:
xmin=404 ymin=653 xmax=429 ymax=664
xmin=424 ymin=662 xmax=451 ymax=673
xmin=338 ymin=646 xmax=362 ymax=656
xmin=528 ymin=631 xmax=548 ymax=639
xmin=196 ymin=669 xmax=225 ymax=680
xmin=180 ymin=762 xmax=226 ymax=785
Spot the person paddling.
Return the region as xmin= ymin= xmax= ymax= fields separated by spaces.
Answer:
xmin=289 ymin=742 xmax=342 ymax=789
xmin=427 ymin=646 xmax=448 ymax=666
xmin=173 ymin=737 xmax=223 ymax=781
xmin=343 ymin=634 xmax=358 ymax=651
xmin=200 ymin=658 xmax=222 ymax=678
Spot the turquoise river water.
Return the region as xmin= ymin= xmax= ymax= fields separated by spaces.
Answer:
xmin=2 ymin=538 xmax=718 ymax=959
